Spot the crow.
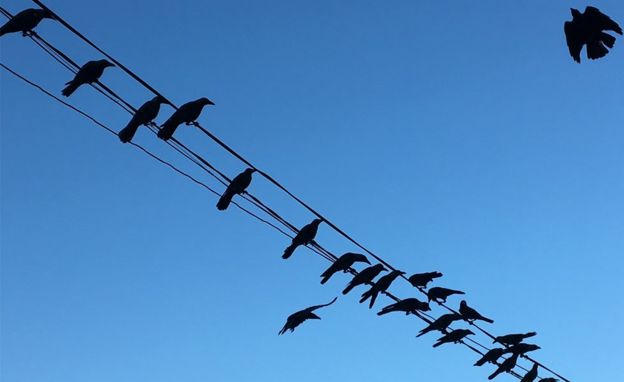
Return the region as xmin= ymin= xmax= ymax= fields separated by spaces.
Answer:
xmin=433 ymin=329 xmax=474 ymax=348
xmin=494 ymin=332 xmax=537 ymax=346
xmin=488 ymin=353 xmax=519 ymax=380
xmin=320 ymin=252 xmax=370 ymax=284
xmin=216 ymin=168 xmax=255 ymax=210
xmin=278 ymin=297 xmax=337 ymax=335
xmin=0 ymin=8 xmax=54 ymax=37
xmin=157 ymin=97 xmax=214 ymax=140
xmin=282 ymin=219 xmax=323 ymax=259
xmin=564 ymin=6 xmax=622 ymax=62
xmin=407 ymin=271 xmax=443 ymax=288
xmin=359 ymin=270 xmax=405 ymax=308
xmin=474 ymin=348 xmax=505 ymax=367
xmin=342 ymin=264 xmax=386 ymax=295
xmin=506 ymin=343 xmax=540 ymax=355
xmin=118 ymin=96 xmax=167 ymax=143
xmin=377 ymin=298 xmax=430 ymax=316
xmin=427 ymin=287 xmax=465 ymax=303
xmin=459 ymin=300 xmax=494 ymax=324
xmin=520 ymin=363 xmax=539 ymax=382
xmin=417 ymin=313 xmax=462 ymax=337
xmin=61 ymin=59 xmax=114 ymax=97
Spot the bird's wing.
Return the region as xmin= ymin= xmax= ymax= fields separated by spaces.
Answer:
xmin=305 ymin=297 xmax=338 ymax=312
xmin=564 ymin=21 xmax=583 ymax=63
xmin=585 ymin=6 xmax=623 ymax=34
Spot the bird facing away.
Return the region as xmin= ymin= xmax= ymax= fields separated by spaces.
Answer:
xmin=278 ymin=297 xmax=337 ymax=335
xmin=359 ymin=270 xmax=405 ymax=308
xmin=216 ymin=168 xmax=256 ymax=210
xmin=488 ymin=353 xmax=519 ymax=380
xmin=427 ymin=286 xmax=465 ymax=303
xmin=377 ymin=298 xmax=430 ymax=316
xmin=320 ymin=252 xmax=370 ymax=284
xmin=118 ymin=96 xmax=167 ymax=143
xmin=416 ymin=313 xmax=462 ymax=337
xmin=432 ymin=329 xmax=474 ymax=348
xmin=474 ymin=348 xmax=505 ymax=367
xmin=564 ymin=6 xmax=622 ymax=62
xmin=282 ymin=219 xmax=323 ymax=259
xmin=520 ymin=363 xmax=539 ymax=382
xmin=407 ymin=271 xmax=443 ymax=288
xmin=494 ymin=332 xmax=537 ymax=346
xmin=506 ymin=343 xmax=540 ymax=355
xmin=157 ymin=97 xmax=215 ymax=140
xmin=0 ymin=8 xmax=54 ymax=37
xmin=342 ymin=264 xmax=386 ymax=295
xmin=61 ymin=59 xmax=114 ymax=97
xmin=459 ymin=300 xmax=494 ymax=324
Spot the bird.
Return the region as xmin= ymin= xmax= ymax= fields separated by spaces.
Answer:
xmin=282 ymin=219 xmax=323 ymax=259
xmin=0 ymin=8 xmax=54 ymax=37
xmin=459 ymin=300 xmax=494 ymax=324
xmin=377 ymin=298 xmax=430 ymax=316
xmin=359 ymin=270 xmax=405 ymax=308
xmin=278 ymin=297 xmax=337 ymax=335
xmin=407 ymin=271 xmax=443 ymax=288
xmin=427 ymin=287 xmax=465 ymax=303
xmin=433 ymin=329 xmax=474 ymax=348
xmin=474 ymin=348 xmax=505 ymax=367
xmin=488 ymin=353 xmax=519 ymax=380
xmin=539 ymin=379 xmax=558 ymax=382
xmin=216 ymin=168 xmax=256 ymax=210
xmin=342 ymin=264 xmax=386 ymax=295
xmin=61 ymin=59 xmax=114 ymax=97
xmin=118 ymin=96 xmax=167 ymax=143
xmin=506 ymin=343 xmax=540 ymax=355
xmin=320 ymin=252 xmax=370 ymax=284
xmin=494 ymin=332 xmax=537 ymax=346
xmin=157 ymin=97 xmax=214 ymax=140
xmin=564 ymin=6 xmax=622 ymax=63
xmin=520 ymin=363 xmax=539 ymax=382
xmin=417 ymin=313 xmax=462 ymax=337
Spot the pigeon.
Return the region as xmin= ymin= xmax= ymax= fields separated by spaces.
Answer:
xmin=564 ymin=6 xmax=622 ymax=62
xmin=474 ymin=348 xmax=505 ymax=367
xmin=216 ymin=168 xmax=255 ymax=210
xmin=506 ymin=343 xmax=540 ymax=355
xmin=520 ymin=363 xmax=539 ymax=382
xmin=320 ymin=252 xmax=370 ymax=284
xmin=488 ymin=353 xmax=519 ymax=380
xmin=359 ymin=270 xmax=405 ymax=308
xmin=407 ymin=271 xmax=443 ymax=288
xmin=0 ymin=8 xmax=54 ymax=37
xmin=494 ymin=332 xmax=537 ymax=346
xmin=417 ymin=313 xmax=462 ymax=337
xmin=62 ymin=59 xmax=114 ymax=97
xmin=433 ymin=329 xmax=474 ymax=348
xmin=427 ymin=287 xmax=465 ymax=303
xmin=118 ymin=96 xmax=167 ymax=143
xmin=157 ymin=97 xmax=214 ymax=140
xmin=377 ymin=298 xmax=430 ymax=316
xmin=278 ymin=297 xmax=337 ymax=335
xmin=342 ymin=264 xmax=386 ymax=295
xmin=282 ymin=219 xmax=322 ymax=259
xmin=459 ymin=300 xmax=494 ymax=324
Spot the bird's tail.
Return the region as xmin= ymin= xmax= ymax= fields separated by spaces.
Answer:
xmin=587 ymin=40 xmax=609 ymax=59
xmin=482 ymin=316 xmax=494 ymax=324
xmin=61 ymin=81 xmax=79 ymax=97
xmin=601 ymin=32 xmax=616 ymax=48
xmin=342 ymin=282 xmax=355 ymax=295
xmin=282 ymin=243 xmax=296 ymax=259
xmin=157 ymin=120 xmax=177 ymax=141
xmin=359 ymin=289 xmax=372 ymax=304
xmin=0 ymin=27 xmax=8 ymax=37
xmin=474 ymin=358 xmax=487 ymax=367
xmin=216 ymin=191 xmax=234 ymax=211
xmin=432 ymin=341 xmax=443 ymax=348
xmin=118 ymin=121 xmax=140 ymax=143
xmin=278 ymin=325 xmax=288 ymax=335
xmin=368 ymin=291 xmax=379 ymax=309
xmin=488 ymin=370 xmax=502 ymax=380
xmin=320 ymin=271 xmax=332 ymax=285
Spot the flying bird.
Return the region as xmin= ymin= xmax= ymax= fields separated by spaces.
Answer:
xmin=157 ymin=97 xmax=214 ymax=140
xmin=278 ymin=297 xmax=337 ymax=335
xmin=506 ymin=343 xmax=540 ymax=355
xmin=118 ymin=96 xmax=167 ymax=143
xmin=488 ymin=353 xmax=519 ymax=380
xmin=342 ymin=264 xmax=386 ymax=295
xmin=427 ymin=287 xmax=465 ymax=303
xmin=359 ymin=270 xmax=405 ymax=308
xmin=494 ymin=332 xmax=537 ymax=346
xmin=0 ymin=8 xmax=54 ymax=37
xmin=377 ymin=298 xmax=430 ymax=316
xmin=61 ymin=59 xmax=114 ymax=97
xmin=433 ymin=329 xmax=474 ymax=348
xmin=459 ymin=300 xmax=494 ymax=324
xmin=320 ymin=252 xmax=370 ymax=284
xmin=407 ymin=271 xmax=443 ymax=288
xmin=216 ymin=168 xmax=255 ymax=210
xmin=474 ymin=348 xmax=505 ymax=367
xmin=564 ymin=6 xmax=622 ymax=63
xmin=417 ymin=313 xmax=462 ymax=337
xmin=520 ymin=363 xmax=539 ymax=382
xmin=282 ymin=219 xmax=323 ymax=259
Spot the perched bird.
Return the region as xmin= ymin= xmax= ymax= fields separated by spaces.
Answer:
xmin=216 ymin=168 xmax=256 ymax=210
xmin=118 ymin=96 xmax=167 ymax=143
xmin=520 ymin=363 xmax=539 ymax=382
xmin=0 ymin=8 xmax=54 ymax=37
xmin=282 ymin=219 xmax=323 ymax=259
xmin=417 ymin=313 xmax=462 ymax=337
xmin=433 ymin=329 xmax=474 ymax=348
xmin=494 ymin=332 xmax=537 ymax=346
xmin=278 ymin=297 xmax=337 ymax=335
xmin=359 ymin=270 xmax=405 ymax=308
xmin=342 ymin=264 xmax=386 ymax=295
xmin=157 ymin=97 xmax=214 ymax=140
xmin=427 ymin=287 xmax=465 ymax=303
xmin=564 ymin=6 xmax=622 ymax=63
xmin=459 ymin=300 xmax=494 ymax=324
xmin=488 ymin=353 xmax=519 ymax=380
xmin=506 ymin=343 xmax=541 ymax=355
xmin=539 ymin=379 xmax=558 ymax=382
xmin=474 ymin=348 xmax=505 ymax=367
xmin=320 ymin=252 xmax=370 ymax=284
xmin=377 ymin=298 xmax=430 ymax=316
xmin=62 ymin=59 xmax=114 ymax=97
xmin=407 ymin=271 xmax=443 ymax=288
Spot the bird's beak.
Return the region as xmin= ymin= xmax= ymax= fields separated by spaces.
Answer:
xmin=206 ymin=99 xmax=215 ymax=105
xmin=106 ymin=62 xmax=115 ymax=67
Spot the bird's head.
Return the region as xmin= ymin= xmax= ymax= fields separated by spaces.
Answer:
xmin=41 ymin=9 xmax=55 ymax=19
xmin=198 ymin=97 xmax=215 ymax=106
xmin=460 ymin=300 xmax=467 ymax=307
xmin=466 ymin=330 xmax=475 ymax=336
xmin=244 ymin=168 xmax=256 ymax=174
xmin=570 ymin=8 xmax=581 ymax=18
xmin=312 ymin=218 xmax=323 ymax=226
xmin=100 ymin=59 xmax=115 ymax=68
xmin=422 ymin=303 xmax=431 ymax=311
xmin=153 ymin=95 xmax=168 ymax=104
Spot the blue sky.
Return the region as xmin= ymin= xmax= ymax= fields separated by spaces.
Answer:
xmin=1 ymin=1 xmax=623 ymax=381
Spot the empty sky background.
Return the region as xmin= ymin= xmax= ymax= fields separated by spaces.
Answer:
xmin=1 ymin=1 xmax=623 ymax=381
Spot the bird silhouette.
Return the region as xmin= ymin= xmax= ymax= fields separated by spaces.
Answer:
xmin=564 ymin=6 xmax=622 ymax=62
xmin=474 ymin=348 xmax=505 ymax=367
xmin=118 ymin=96 xmax=167 ymax=143
xmin=61 ymin=59 xmax=114 ymax=97
xmin=539 ymin=378 xmax=558 ymax=382
xmin=282 ymin=219 xmax=323 ymax=259
xmin=494 ymin=332 xmax=537 ymax=346
xmin=407 ymin=271 xmax=443 ymax=288
xmin=417 ymin=313 xmax=462 ymax=337
xmin=216 ymin=168 xmax=255 ymax=210
xmin=278 ymin=297 xmax=337 ymax=335
xmin=377 ymin=298 xmax=430 ymax=316
xmin=342 ymin=264 xmax=386 ymax=295
xmin=320 ymin=252 xmax=370 ymax=284
xmin=459 ymin=300 xmax=494 ymax=324
xmin=520 ymin=363 xmax=539 ymax=382
xmin=427 ymin=287 xmax=465 ymax=303
xmin=433 ymin=329 xmax=474 ymax=348
xmin=359 ymin=270 xmax=405 ymax=308
xmin=157 ymin=97 xmax=214 ymax=140
xmin=488 ymin=353 xmax=519 ymax=380
xmin=506 ymin=343 xmax=540 ymax=355
xmin=0 ymin=8 xmax=54 ymax=37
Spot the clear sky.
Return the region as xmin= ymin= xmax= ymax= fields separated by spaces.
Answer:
xmin=1 ymin=1 xmax=623 ymax=381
